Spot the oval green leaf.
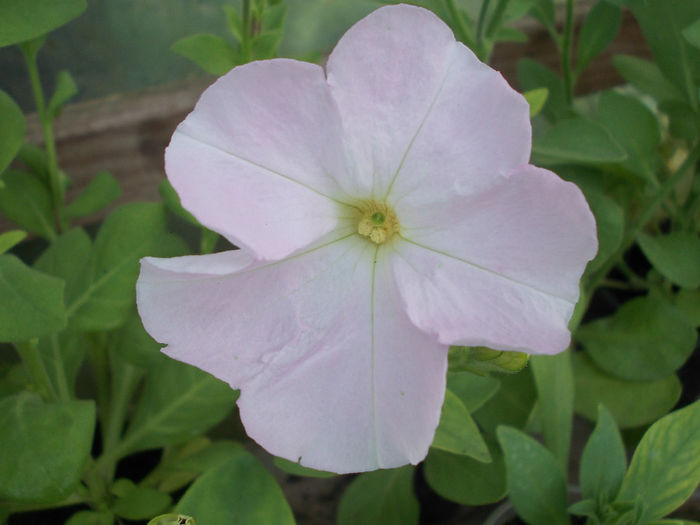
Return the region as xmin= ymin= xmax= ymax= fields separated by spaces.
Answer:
xmin=638 ymin=232 xmax=700 ymax=288
xmin=0 ymin=90 xmax=25 ymax=174
xmin=0 ymin=0 xmax=87 ymax=47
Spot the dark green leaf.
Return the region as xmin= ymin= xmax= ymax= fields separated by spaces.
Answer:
xmin=337 ymin=467 xmax=418 ymax=525
xmin=112 ymin=310 xmax=168 ymax=368
xmin=532 ymin=118 xmax=627 ymax=164
xmin=0 ymin=254 xmax=65 ymax=342
xmin=517 ymin=58 xmax=568 ymax=121
xmin=529 ymin=0 xmax=555 ymax=33
xmin=661 ymin=100 xmax=700 ymax=141
xmin=175 ymin=450 xmax=294 ymax=525
xmin=580 ymin=405 xmax=626 ymax=504
xmin=0 ymin=90 xmax=25 ymax=175
xmin=531 ymin=351 xmax=574 ymax=473
xmin=171 ymin=33 xmax=238 ymax=76
xmin=0 ymin=394 xmax=94 ymax=502
xmin=617 ymin=400 xmax=700 ymax=522
xmin=64 ymin=171 xmax=121 ymax=221
xmin=613 ymin=55 xmax=685 ymax=103
xmin=273 ymin=456 xmax=335 ymax=478
xmin=683 ymin=18 xmax=700 ymax=49
xmin=262 ymin=2 xmax=287 ymax=32
xmin=576 ymin=0 xmax=621 ymax=74
xmin=497 ymin=426 xmax=570 ymax=525
xmin=48 ymin=70 xmax=78 ymax=120
xmin=432 ymin=389 xmax=490 ymax=461
xmin=0 ymin=230 xmax=26 ymax=254
xmin=424 ymin=437 xmax=507 ymax=505
xmin=65 ymin=510 xmax=114 ymax=525
xmin=573 ymin=352 xmax=681 ymax=428
xmin=0 ymin=170 xmax=55 ymax=239
xmin=120 ymin=358 xmax=236 ymax=456
xmin=253 ymin=30 xmax=283 ymax=60
xmin=638 ymin=232 xmax=700 ymax=288
xmin=446 ymin=371 xmax=500 ymax=412
xmin=159 ymin=179 xmax=198 ymax=226
xmin=223 ymin=5 xmax=243 ymax=43
xmin=0 ymin=0 xmax=87 ymax=47
xmin=66 ymin=203 xmax=187 ymax=331
xmin=674 ymin=289 xmax=700 ymax=327
xmin=473 ymin=369 xmax=536 ymax=435
xmin=581 ymin=186 xmax=624 ymax=274
xmin=579 ymin=296 xmax=696 ymax=381
xmin=111 ymin=480 xmax=172 ymax=521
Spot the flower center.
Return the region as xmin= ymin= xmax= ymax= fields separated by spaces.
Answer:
xmin=357 ymin=201 xmax=399 ymax=244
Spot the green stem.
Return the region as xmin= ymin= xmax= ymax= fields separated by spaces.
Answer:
xmin=15 ymin=340 xmax=56 ymax=401
xmin=445 ymin=0 xmax=478 ymax=51
xmin=476 ymin=0 xmax=492 ymax=49
xmin=241 ymin=0 xmax=252 ymax=62
xmin=21 ymin=43 xmax=64 ymax=233
xmin=485 ymin=0 xmax=511 ymax=39
xmin=49 ymin=334 xmax=71 ymax=401
xmin=561 ymin=0 xmax=575 ymax=107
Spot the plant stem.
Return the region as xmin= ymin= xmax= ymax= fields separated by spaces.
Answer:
xmin=15 ymin=340 xmax=56 ymax=401
xmin=561 ymin=0 xmax=575 ymax=107
xmin=476 ymin=0 xmax=491 ymax=49
xmin=241 ymin=0 xmax=252 ymax=62
xmin=48 ymin=334 xmax=71 ymax=401
xmin=445 ymin=0 xmax=478 ymax=51
xmin=485 ymin=0 xmax=511 ymax=39
xmin=21 ymin=43 xmax=64 ymax=232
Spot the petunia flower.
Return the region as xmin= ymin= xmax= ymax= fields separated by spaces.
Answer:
xmin=136 ymin=4 xmax=597 ymax=474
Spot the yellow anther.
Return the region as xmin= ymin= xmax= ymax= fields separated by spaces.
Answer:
xmin=357 ymin=201 xmax=399 ymax=244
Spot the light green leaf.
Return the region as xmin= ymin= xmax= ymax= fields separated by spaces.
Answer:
xmin=497 ymin=426 xmax=570 ymax=525
xmin=682 ymin=18 xmax=700 ymax=49
xmin=638 ymin=232 xmax=700 ymax=288
xmin=111 ymin=480 xmax=172 ymax=521
xmin=582 ymin=186 xmax=624 ymax=274
xmin=337 ymin=467 xmax=418 ymax=525
xmin=517 ymin=58 xmax=568 ymax=122
xmin=573 ymin=352 xmax=681 ymax=428
xmin=0 ymin=90 xmax=25 ymax=175
xmin=148 ymin=515 xmax=195 ymax=525
xmin=576 ymin=0 xmax=621 ymax=74
xmin=67 ymin=203 xmax=187 ymax=331
xmin=0 ymin=394 xmax=95 ymax=502
xmin=223 ymin=5 xmax=243 ymax=43
xmin=273 ymin=456 xmax=335 ymax=478
xmin=613 ymin=54 xmax=685 ymax=103
xmin=0 ymin=170 xmax=55 ymax=239
xmin=531 ymin=351 xmax=574 ymax=473
xmin=48 ymin=70 xmax=78 ymax=120
xmin=64 ymin=171 xmax=121 ymax=221
xmin=448 ymin=346 xmax=529 ymax=375
xmin=523 ymin=87 xmax=549 ymax=117
xmin=432 ymin=389 xmax=490 ymax=461
xmin=0 ymin=230 xmax=26 ymax=254
xmin=532 ymin=118 xmax=627 ymax=164
xmin=0 ymin=254 xmax=65 ymax=342
xmin=253 ymin=30 xmax=284 ymax=60
xmin=120 ymin=359 xmax=236 ymax=456
xmin=171 ymin=33 xmax=238 ymax=76
xmin=580 ymin=405 xmax=626 ymax=504
xmin=473 ymin=368 xmax=536 ymax=435
xmin=424 ymin=437 xmax=507 ymax=505
xmin=446 ymin=371 xmax=500 ymax=412
xmin=617 ymin=400 xmax=700 ymax=523
xmin=579 ymin=296 xmax=696 ymax=381
xmin=65 ymin=510 xmax=114 ymax=525
xmin=0 ymin=0 xmax=87 ymax=47
xmin=175 ymin=450 xmax=294 ymax=525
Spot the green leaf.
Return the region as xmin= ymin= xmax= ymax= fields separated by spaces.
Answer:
xmin=120 ymin=359 xmax=236 ymax=456
xmin=576 ymin=0 xmax=621 ymax=75
xmin=638 ymin=232 xmax=700 ymax=288
xmin=617 ymin=400 xmax=700 ymax=522
xmin=0 ymin=170 xmax=55 ymax=239
xmin=628 ymin=0 xmax=700 ymax=106
xmin=64 ymin=171 xmax=121 ymax=221
xmin=531 ymin=351 xmax=574 ymax=473
xmin=579 ymin=296 xmax=696 ymax=381
xmin=337 ymin=467 xmax=418 ymax=525
xmin=529 ymin=0 xmax=555 ymax=33
xmin=682 ymin=18 xmax=700 ymax=49
xmin=660 ymin=100 xmax=700 ymax=141
xmin=523 ymin=87 xmax=549 ymax=117
xmin=0 ymin=394 xmax=94 ymax=502
xmin=432 ymin=389 xmax=490 ymax=461
xmin=0 ymin=230 xmax=26 ymax=254
xmin=473 ymin=368 xmax=536 ymax=435
xmin=572 ymin=352 xmax=681 ymax=428
xmin=595 ymin=90 xmax=660 ymax=183
xmin=262 ymin=2 xmax=287 ymax=32
xmin=48 ymin=70 xmax=78 ymax=120
xmin=0 ymin=0 xmax=87 ymax=47
xmin=111 ymin=480 xmax=172 ymax=521
xmin=66 ymin=203 xmax=187 ymax=331
xmin=613 ymin=55 xmax=685 ymax=103
xmin=223 ymin=5 xmax=243 ymax=43
xmin=581 ymin=186 xmax=624 ymax=274
xmin=148 ymin=515 xmax=195 ymax=525
xmin=448 ymin=346 xmax=529 ymax=375
xmin=580 ymin=405 xmax=626 ymax=504
xmin=65 ymin=510 xmax=114 ymax=525
xmin=159 ymin=179 xmax=198 ymax=226
xmin=532 ymin=118 xmax=627 ymax=164
xmin=497 ymin=426 xmax=570 ymax=525
xmin=175 ymin=450 xmax=294 ymax=525
xmin=171 ymin=33 xmax=238 ymax=76
xmin=446 ymin=371 xmax=500 ymax=412
xmin=0 ymin=90 xmax=25 ymax=175
xmin=273 ymin=456 xmax=335 ymax=478
xmin=112 ymin=310 xmax=168 ymax=369
xmin=0 ymin=254 xmax=65 ymax=342
xmin=517 ymin=58 xmax=568 ymax=122
xmin=253 ymin=30 xmax=284 ymax=60
xmin=424 ymin=437 xmax=507 ymax=505
xmin=674 ymin=289 xmax=700 ymax=327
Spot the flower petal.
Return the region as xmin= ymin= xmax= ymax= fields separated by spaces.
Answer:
xmin=166 ymin=59 xmax=354 ymax=260
xmin=136 ymin=238 xmax=447 ymax=473
xmin=326 ymin=4 xmax=457 ymax=196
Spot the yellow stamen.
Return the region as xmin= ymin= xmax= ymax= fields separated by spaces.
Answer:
xmin=357 ymin=201 xmax=399 ymax=244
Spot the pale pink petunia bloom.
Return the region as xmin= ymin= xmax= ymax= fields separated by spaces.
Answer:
xmin=136 ymin=4 xmax=597 ymax=473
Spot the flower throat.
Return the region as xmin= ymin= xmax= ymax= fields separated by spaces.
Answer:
xmin=357 ymin=201 xmax=399 ymax=244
